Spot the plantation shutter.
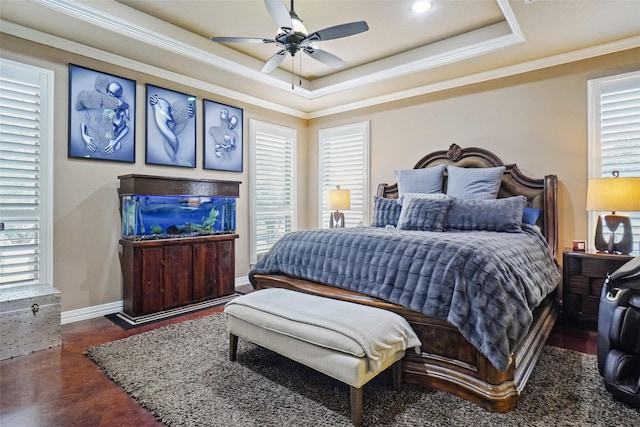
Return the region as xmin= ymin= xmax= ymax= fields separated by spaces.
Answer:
xmin=589 ymin=71 xmax=640 ymax=250
xmin=0 ymin=59 xmax=53 ymax=288
xmin=319 ymin=122 xmax=370 ymax=228
xmin=250 ymin=120 xmax=296 ymax=264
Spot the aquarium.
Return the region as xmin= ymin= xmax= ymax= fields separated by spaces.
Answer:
xmin=121 ymin=195 xmax=236 ymax=240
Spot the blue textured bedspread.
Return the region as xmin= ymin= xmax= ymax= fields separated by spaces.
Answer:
xmin=248 ymin=225 xmax=561 ymax=371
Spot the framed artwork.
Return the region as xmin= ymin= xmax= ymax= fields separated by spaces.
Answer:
xmin=68 ymin=64 xmax=136 ymax=163
xmin=145 ymin=84 xmax=196 ymax=168
xmin=203 ymin=99 xmax=243 ymax=172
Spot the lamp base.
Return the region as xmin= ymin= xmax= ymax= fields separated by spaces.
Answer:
xmin=594 ymin=214 xmax=633 ymax=254
xmin=330 ymin=211 xmax=345 ymax=228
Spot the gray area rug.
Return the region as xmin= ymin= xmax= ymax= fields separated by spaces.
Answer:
xmin=85 ymin=313 xmax=639 ymax=426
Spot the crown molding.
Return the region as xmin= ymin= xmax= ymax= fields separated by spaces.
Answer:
xmin=30 ymin=0 xmax=526 ymax=101
xmin=3 ymin=10 xmax=638 ymax=119
xmin=308 ymin=36 xmax=640 ymax=119
xmin=497 ymin=0 xmax=525 ymax=41
xmin=0 ymin=19 xmax=309 ymax=118
xmin=308 ymin=27 xmax=522 ymax=99
xmin=31 ymin=0 xmax=312 ymax=96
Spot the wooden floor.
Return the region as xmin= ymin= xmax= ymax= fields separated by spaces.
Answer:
xmin=0 ymin=296 xmax=598 ymax=427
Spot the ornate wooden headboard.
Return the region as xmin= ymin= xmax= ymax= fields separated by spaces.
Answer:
xmin=377 ymin=144 xmax=558 ymax=256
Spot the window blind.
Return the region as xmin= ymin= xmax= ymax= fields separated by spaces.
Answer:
xmin=589 ymin=71 xmax=640 ymax=251
xmin=319 ymin=122 xmax=369 ymax=228
xmin=0 ymin=59 xmax=53 ymax=288
xmin=250 ymin=120 xmax=296 ymax=263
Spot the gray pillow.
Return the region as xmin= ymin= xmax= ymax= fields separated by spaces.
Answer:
xmin=397 ymin=196 xmax=453 ymax=231
xmin=395 ymin=164 xmax=446 ymax=196
xmin=445 ymin=196 xmax=526 ymax=232
xmin=446 ymin=165 xmax=506 ymax=199
xmin=372 ymin=196 xmax=402 ymax=227
xmin=397 ymin=193 xmax=450 ymax=228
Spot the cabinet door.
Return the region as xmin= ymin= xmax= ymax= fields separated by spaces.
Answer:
xmin=137 ymin=247 xmax=164 ymax=315
xmin=215 ymin=240 xmax=235 ymax=297
xmin=193 ymin=242 xmax=217 ymax=301
xmin=193 ymin=240 xmax=235 ymax=301
xmin=163 ymin=245 xmax=193 ymax=309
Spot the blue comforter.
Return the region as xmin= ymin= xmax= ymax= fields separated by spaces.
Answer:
xmin=248 ymin=225 xmax=561 ymax=371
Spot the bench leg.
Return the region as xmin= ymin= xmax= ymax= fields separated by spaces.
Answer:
xmin=392 ymin=360 xmax=403 ymax=392
xmin=350 ymin=386 xmax=363 ymax=427
xmin=229 ymin=333 xmax=238 ymax=362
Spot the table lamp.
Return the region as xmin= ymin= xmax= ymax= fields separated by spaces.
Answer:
xmin=586 ymin=173 xmax=640 ymax=254
xmin=327 ymin=185 xmax=350 ymax=228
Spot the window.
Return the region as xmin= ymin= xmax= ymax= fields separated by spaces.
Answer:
xmin=249 ymin=120 xmax=297 ymax=264
xmin=319 ymin=121 xmax=370 ymax=228
xmin=588 ymin=70 xmax=640 ymax=252
xmin=0 ymin=59 xmax=54 ymax=288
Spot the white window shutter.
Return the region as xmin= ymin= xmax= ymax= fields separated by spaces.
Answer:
xmin=588 ymin=71 xmax=640 ymax=251
xmin=319 ymin=122 xmax=370 ymax=228
xmin=250 ymin=120 xmax=297 ymax=264
xmin=0 ymin=59 xmax=53 ymax=288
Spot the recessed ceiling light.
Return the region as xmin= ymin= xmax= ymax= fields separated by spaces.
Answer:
xmin=411 ymin=1 xmax=433 ymax=14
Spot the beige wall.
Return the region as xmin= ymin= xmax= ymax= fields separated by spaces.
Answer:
xmin=1 ymin=31 xmax=638 ymax=314
xmin=0 ymin=34 xmax=308 ymax=313
xmin=308 ymin=49 xmax=640 ymax=256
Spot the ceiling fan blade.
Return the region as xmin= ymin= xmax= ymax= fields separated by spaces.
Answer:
xmin=303 ymin=46 xmax=346 ymax=69
xmin=306 ymin=21 xmax=369 ymax=43
xmin=264 ymin=0 xmax=293 ymax=30
xmin=210 ymin=37 xmax=276 ymax=44
xmin=261 ymin=49 xmax=288 ymax=73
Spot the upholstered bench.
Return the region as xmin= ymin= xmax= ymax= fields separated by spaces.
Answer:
xmin=224 ymin=288 xmax=421 ymax=427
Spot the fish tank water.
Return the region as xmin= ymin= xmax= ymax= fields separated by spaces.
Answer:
xmin=121 ymin=195 xmax=236 ymax=241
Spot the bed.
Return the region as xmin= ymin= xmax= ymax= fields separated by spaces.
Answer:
xmin=249 ymin=143 xmax=561 ymax=413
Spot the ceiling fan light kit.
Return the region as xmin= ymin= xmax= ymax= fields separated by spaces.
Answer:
xmin=210 ymin=0 xmax=369 ymax=75
xmin=411 ymin=1 xmax=433 ymax=14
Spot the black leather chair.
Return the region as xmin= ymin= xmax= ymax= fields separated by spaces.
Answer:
xmin=597 ymin=256 xmax=640 ymax=409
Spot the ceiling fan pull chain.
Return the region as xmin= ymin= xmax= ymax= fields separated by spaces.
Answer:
xmin=291 ymin=55 xmax=295 ymax=90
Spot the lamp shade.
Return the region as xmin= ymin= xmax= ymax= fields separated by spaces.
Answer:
xmin=586 ymin=177 xmax=640 ymax=212
xmin=327 ymin=187 xmax=351 ymax=211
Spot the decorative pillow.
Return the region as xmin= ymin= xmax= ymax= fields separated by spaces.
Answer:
xmin=445 ymin=195 xmax=526 ymax=232
xmin=397 ymin=195 xmax=453 ymax=231
xmin=395 ymin=164 xmax=446 ymax=196
xmin=522 ymin=207 xmax=542 ymax=225
xmin=446 ymin=165 xmax=506 ymax=200
xmin=397 ymin=192 xmax=450 ymax=205
xmin=372 ymin=196 xmax=402 ymax=227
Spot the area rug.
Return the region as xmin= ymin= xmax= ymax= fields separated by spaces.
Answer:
xmin=85 ymin=313 xmax=639 ymax=426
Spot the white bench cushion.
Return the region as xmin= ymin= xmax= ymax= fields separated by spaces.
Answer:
xmin=225 ymin=304 xmax=366 ymax=357
xmin=226 ymin=313 xmax=406 ymax=388
xmin=224 ymin=288 xmax=421 ymax=373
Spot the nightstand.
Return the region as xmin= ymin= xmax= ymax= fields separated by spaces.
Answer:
xmin=562 ymin=249 xmax=634 ymax=329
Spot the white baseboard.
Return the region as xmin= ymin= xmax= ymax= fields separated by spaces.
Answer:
xmin=61 ymin=300 xmax=123 ymax=325
xmin=60 ymin=276 xmax=251 ymax=324
xmin=235 ymin=275 xmax=250 ymax=286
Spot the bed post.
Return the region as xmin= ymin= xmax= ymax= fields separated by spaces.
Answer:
xmin=543 ymin=174 xmax=558 ymax=257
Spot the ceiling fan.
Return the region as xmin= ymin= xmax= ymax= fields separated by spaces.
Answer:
xmin=210 ymin=0 xmax=369 ymax=73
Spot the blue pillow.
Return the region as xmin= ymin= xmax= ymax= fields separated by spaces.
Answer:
xmin=372 ymin=196 xmax=402 ymax=227
xmin=397 ymin=196 xmax=453 ymax=231
xmin=395 ymin=164 xmax=446 ymax=196
xmin=522 ymin=207 xmax=542 ymax=225
xmin=445 ymin=196 xmax=526 ymax=232
xmin=446 ymin=165 xmax=506 ymax=200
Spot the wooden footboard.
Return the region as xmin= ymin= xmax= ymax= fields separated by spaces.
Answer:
xmin=252 ymin=273 xmax=559 ymax=413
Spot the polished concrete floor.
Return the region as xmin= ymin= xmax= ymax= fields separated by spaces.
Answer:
xmin=0 ymin=301 xmax=597 ymax=427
